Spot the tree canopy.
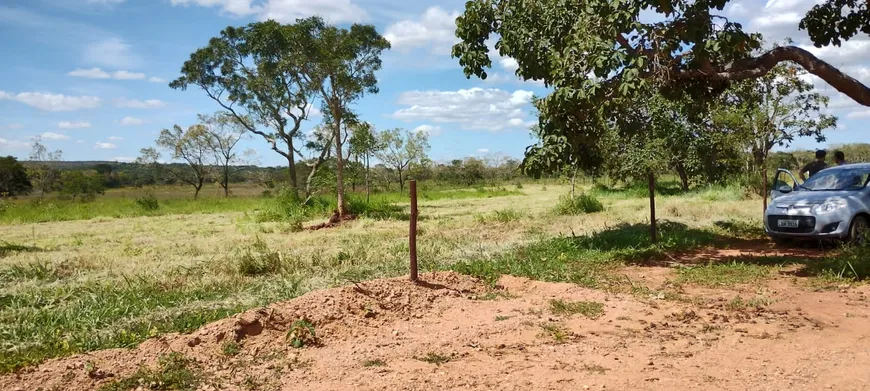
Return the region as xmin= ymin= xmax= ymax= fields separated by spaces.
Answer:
xmin=453 ymin=0 xmax=870 ymax=106
xmin=0 ymin=156 xmax=33 ymax=197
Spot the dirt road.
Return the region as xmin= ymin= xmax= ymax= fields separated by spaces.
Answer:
xmin=3 ymin=267 xmax=869 ymax=391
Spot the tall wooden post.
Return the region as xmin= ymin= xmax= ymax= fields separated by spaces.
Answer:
xmin=409 ymin=180 xmax=418 ymax=282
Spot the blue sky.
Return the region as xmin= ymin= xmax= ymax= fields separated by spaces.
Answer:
xmin=1 ymin=0 xmax=869 ymax=166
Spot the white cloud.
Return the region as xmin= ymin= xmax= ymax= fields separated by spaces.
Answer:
xmin=58 ymin=121 xmax=92 ymax=129
xmin=115 ymin=98 xmax=166 ymax=109
xmin=0 ymin=137 xmax=30 ymax=151
xmin=112 ymin=70 xmax=146 ymax=80
xmin=76 ymin=140 xmax=86 ymax=144
xmin=1 ymin=123 xmax=24 ymax=130
xmin=0 ymin=91 xmax=100 ymax=112
xmin=413 ymin=124 xmax=443 ymax=137
xmin=847 ymin=110 xmax=870 ymax=119
xmin=392 ymin=87 xmax=535 ymax=132
xmin=262 ymin=0 xmax=367 ymax=23
xmin=477 ymin=148 xmax=489 ymax=154
xmin=88 ymin=0 xmax=126 ymax=4
xmin=112 ymin=156 xmax=136 ymax=163
xmin=84 ymin=38 xmax=139 ymax=69
xmin=41 ymin=132 xmax=71 ymax=141
xmin=499 ymin=58 xmax=519 ymax=72
xmin=149 ymin=77 xmax=166 ymax=83
xmin=108 ymin=136 xmax=124 ymax=141
xmin=94 ymin=142 xmax=117 ymax=150
xmin=69 ymin=68 xmax=148 ymax=80
xmin=384 ymin=7 xmax=459 ymax=55
xmin=170 ymin=0 xmax=366 ymax=23
xmin=170 ymin=0 xmax=260 ymax=16
xmin=69 ymin=68 xmax=111 ymax=79
xmin=119 ymin=116 xmax=146 ymax=126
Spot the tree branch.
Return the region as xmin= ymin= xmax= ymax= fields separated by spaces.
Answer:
xmin=674 ymin=46 xmax=870 ymax=106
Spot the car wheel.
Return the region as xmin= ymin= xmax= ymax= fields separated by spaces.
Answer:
xmin=848 ymin=215 xmax=869 ymax=245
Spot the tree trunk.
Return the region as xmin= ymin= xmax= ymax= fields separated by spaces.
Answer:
xmin=365 ymin=155 xmax=371 ymax=204
xmin=287 ymin=154 xmax=299 ymax=198
xmin=334 ymin=122 xmax=348 ymax=217
xmin=762 ymin=163 xmax=769 ymax=214
xmin=570 ymin=167 xmax=578 ymax=198
xmin=675 ymin=164 xmax=689 ymax=192
xmin=194 ymin=184 xmax=202 ymax=200
xmin=399 ymin=170 xmax=404 ymax=192
xmin=222 ymin=163 xmax=230 ymax=197
xmin=648 ymin=170 xmax=657 ymax=244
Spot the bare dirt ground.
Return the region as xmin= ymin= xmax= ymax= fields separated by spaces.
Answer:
xmin=4 ymin=257 xmax=870 ymax=390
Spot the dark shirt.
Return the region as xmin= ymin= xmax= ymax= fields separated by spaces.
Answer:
xmin=801 ymin=160 xmax=828 ymax=178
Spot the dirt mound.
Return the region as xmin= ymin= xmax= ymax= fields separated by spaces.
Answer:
xmin=3 ymin=271 xmax=870 ymax=391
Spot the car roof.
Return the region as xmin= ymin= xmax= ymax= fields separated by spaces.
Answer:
xmin=820 ymin=163 xmax=870 ymax=171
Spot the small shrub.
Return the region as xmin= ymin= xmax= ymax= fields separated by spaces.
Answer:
xmin=286 ymin=319 xmax=317 ymax=348
xmin=554 ymin=193 xmax=604 ymax=215
xmin=221 ymin=341 xmax=241 ymax=356
xmin=474 ymin=208 xmax=522 ymax=224
xmin=549 ymin=299 xmax=604 ymax=319
xmin=514 ymin=182 xmax=523 ymax=189
xmin=363 ymin=359 xmax=386 ymax=367
xmin=418 ymin=352 xmax=451 ymax=365
xmin=539 ymin=322 xmax=570 ymax=343
xmin=98 ymin=352 xmax=200 ymax=391
xmin=135 ymin=191 xmax=159 ymax=211
xmin=235 ymin=238 xmax=283 ymax=276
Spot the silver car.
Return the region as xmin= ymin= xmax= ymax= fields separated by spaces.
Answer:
xmin=765 ymin=164 xmax=870 ymax=243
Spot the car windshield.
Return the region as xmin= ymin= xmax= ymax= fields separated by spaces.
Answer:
xmin=802 ymin=168 xmax=870 ymax=191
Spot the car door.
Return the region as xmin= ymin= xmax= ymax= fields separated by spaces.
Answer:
xmin=770 ymin=169 xmax=799 ymax=200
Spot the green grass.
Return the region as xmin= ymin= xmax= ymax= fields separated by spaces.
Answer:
xmin=451 ymin=221 xmax=719 ymax=288
xmin=0 ymin=196 xmax=267 ymax=224
xmin=98 ymin=352 xmax=201 ymax=391
xmin=474 ymin=208 xmax=523 ymax=224
xmin=0 ymin=187 xmax=522 ymax=225
xmin=363 ymin=359 xmax=387 ymax=367
xmin=554 ymin=193 xmax=604 ymax=215
xmin=549 ymin=299 xmax=605 ymax=319
xmin=417 ymin=352 xmax=451 ymax=365
xmin=0 ymin=242 xmax=41 ymax=258
xmin=539 ymin=322 xmax=571 ymax=343
xmin=221 ymin=341 xmax=241 ymax=356
xmin=674 ymin=262 xmax=772 ymax=287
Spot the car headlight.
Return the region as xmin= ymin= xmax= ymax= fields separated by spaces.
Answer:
xmin=813 ymin=201 xmax=847 ymax=214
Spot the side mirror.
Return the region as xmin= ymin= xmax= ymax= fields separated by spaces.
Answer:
xmin=777 ymin=184 xmax=793 ymax=193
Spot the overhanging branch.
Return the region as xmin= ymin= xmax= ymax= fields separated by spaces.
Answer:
xmin=674 ymin=46 xmax=870 ymax=107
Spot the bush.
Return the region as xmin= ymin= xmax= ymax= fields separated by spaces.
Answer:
xmin=235 ymin=238 xmax=283 ymax=276
xmin=135 ymin=191 xmax=159 ymax=211
xmin=555 ymin=193 xmax=604 ymax=215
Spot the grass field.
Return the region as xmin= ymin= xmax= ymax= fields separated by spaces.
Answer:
xmin=0 ymin=182 xmax=863 ymax=373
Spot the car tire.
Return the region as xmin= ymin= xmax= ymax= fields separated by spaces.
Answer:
xmin=848 ymin=215 xmax=869 ymax=245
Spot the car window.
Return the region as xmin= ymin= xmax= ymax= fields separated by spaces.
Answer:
xmin=802 ymin=168 xmax=870 ymax=191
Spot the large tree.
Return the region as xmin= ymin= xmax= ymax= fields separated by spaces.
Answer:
xmin=306 ymin=23 xmax=391 ymax=217
xmin=28 ymin=137 xmax=62 ymax=199
xmin=349 ymin=121 xmax=382 ymax=203
xmin=0 ymin=156 xmax=33 ymax=197
xmin=150 ymin=124 xmax=213 ymax=199
xmin=200 ymin=112 xmax=247 ymax=197
xmin=376 ymin=128 xmax=431 ymax=192
xmin=714 ymin=64 xmax=836 ymax=212
xmin=170 ymin=19 xmax=321 ymax=197
xmin=453 ymin=0 xmax=870 ymax=107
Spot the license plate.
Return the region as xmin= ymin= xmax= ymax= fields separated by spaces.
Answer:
xmin=777 ymin=219 xmax=800 ymax=228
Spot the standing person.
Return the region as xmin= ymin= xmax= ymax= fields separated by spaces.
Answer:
xmin=799 ymin=149 xmax=828 ymax=181
xmin=834 ymin=150 xmax=849 ymax=166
